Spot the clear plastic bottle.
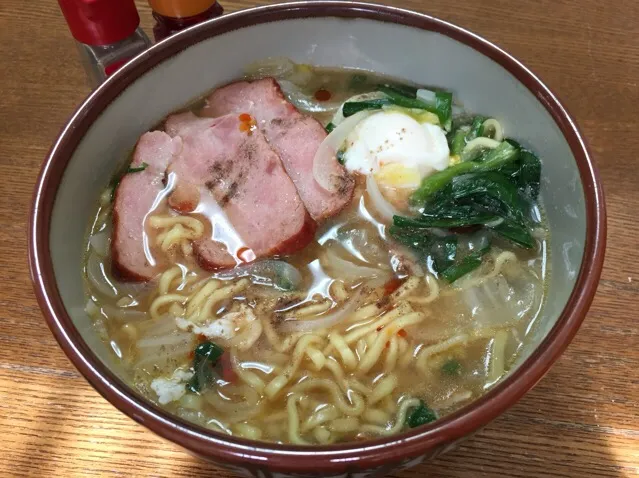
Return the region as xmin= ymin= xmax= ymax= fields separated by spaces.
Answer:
xmin=57 ymin=0 xmax=152 ymax=87
xmin=148 ymin=0 xmax=224 ymax=42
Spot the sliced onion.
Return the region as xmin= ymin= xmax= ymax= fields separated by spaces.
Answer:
xmin=137 ymin=314 xmax=180 ymax=336
xmin=464 ymin=230 xmax=491 ymax=253
xmin=278 ymin=285 xmax=370 ymax=334
xmin=100 ymin=304 xmax=148 ymax=322
xmin=390 ymin=248 xmax=425 ymax=278
xmin=216 ymin=260 xmax=302 ymax=291
xmin=114 ymin=280 xmax=154 ymax=297
xmin=323 ymin=248 xmax=385 ymax=282
xmin=365 ymin=174 xmax=401 ymax=223
xmin=244 ymin=57 xmax=295 ymax=79
xmin=89 ymin=230 xmax=110 ymax=257
xmin=313 ymin=110 xmax=373 ymax=192
xmin=278 ymin=80 xmax=342 ymax=114
xmin=460 ymin=270 xmax=539 ymax=329
xmin=334 ymin=225 xmax=388 ymax=267
xmin=86 ymin=251 xmax=117 ymax=297
xmin=137 ymin=331 xmax=192 ymax=349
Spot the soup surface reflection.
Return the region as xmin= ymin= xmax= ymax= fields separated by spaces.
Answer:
xmin=84 ymin=61 xmax=549 ymax=444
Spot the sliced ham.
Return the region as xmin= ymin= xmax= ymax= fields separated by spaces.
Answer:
xmin=111 ymin=131 xmax=182 ymax=281
xmin=164 ymin=111 xmax=315 ymax=271
xmin=201 ymin=78 xmax=355 ymax=222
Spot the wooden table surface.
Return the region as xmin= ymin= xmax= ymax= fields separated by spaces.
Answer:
xmin=1 ymin=0 xmax=637 ymax=476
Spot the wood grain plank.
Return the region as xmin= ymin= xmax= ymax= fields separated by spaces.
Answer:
xmin=0 ymin=0 xmax=637 ymax=477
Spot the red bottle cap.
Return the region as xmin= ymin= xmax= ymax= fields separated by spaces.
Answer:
xmin=58 ymin=0 xmax=141 ymax=46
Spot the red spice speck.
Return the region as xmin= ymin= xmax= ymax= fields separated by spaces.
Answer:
xmin=385 ymin=341 xmax=390 ymax=349
xmin=397 ymin=329 xmax=407 ymax=338
xmin=376 ymin=325 xmax=384 ymax=332
xmin=197 ymin=334 xmax=207 ymax=343
xmin=383 ymin=278 xmax=404 ymax=296
xmin=314 ymin=88 xmax=332 ymax=102
xmin=239 ymin=113 xmax=252 ymax=122
xmin=188 ymin=351 xmax=195 ymax=359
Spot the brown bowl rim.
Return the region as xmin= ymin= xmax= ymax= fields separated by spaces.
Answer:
xmin=29 ymin=1 xmax=606 ymax=473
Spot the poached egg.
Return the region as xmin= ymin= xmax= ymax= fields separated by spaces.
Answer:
xmin=341 ymin=110 xmax=450 ymax=189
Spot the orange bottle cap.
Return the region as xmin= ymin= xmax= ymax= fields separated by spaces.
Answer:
xmin=148 ymin=0 xmax=216 ymax=18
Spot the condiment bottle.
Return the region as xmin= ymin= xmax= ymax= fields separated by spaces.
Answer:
xmin=148 ymin=0 xmax=224 ymax=42
xmin=57 ymin=0 xmax=151 ymax=87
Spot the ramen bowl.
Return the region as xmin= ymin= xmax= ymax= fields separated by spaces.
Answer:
xmin=29 ymin=2 xmax=605 ymax=477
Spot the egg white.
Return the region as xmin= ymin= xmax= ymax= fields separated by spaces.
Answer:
xmin=341 ymin=110 xmax=450 ymax=189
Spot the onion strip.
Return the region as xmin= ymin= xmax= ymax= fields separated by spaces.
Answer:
xmin=323 ymin=248 xmax=384 ymax=282
xmin=278 ymin=286 xmax=370 ymax=334
xmin=313 ymin=110 xmax=373 ymax=192
xmin=365 ymin=175 xmax=401 ymax=223
xmin=89 ymin=230 xmax=110 ymax=257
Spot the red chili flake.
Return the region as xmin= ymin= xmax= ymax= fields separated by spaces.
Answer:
xmin=197 ymin=334 xmax=207 ymax=343
xmin=385 ymin=341 xmax=390 ymax=349
xmin=376 ymin=325 xmax=384 ymax=332
xmin=219 ymin=352 xmax=238 ymax=383
xmin=314 ymin=88 xmax=332 ymax=102
xmin=383 ymin=278 xmax=404 ymax=296
xmin=239 ymin=122 xmax=251 ymax=133
xmin=239 ymin=113 xmax=252 ymax=122
xmin=397 ymin=329 xmax=407 ymax=338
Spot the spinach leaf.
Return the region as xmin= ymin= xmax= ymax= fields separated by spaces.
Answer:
xmin=108 ymin=162 xmax=150 ymax=201
xmin=127 ymin=162 xmax=149 ymax=174
xmin=502 ymin=150 xmax=541 ymax=200
xmin=406 ymin=400 xmax=438 ymax=428
xmin=440 ymin=245 xmax=490 ymax=283
xmin=434 ymin=91 xmax=453 ymax=131
xmin=496 ymin=140 xmax=542 ymax=200
xmin=448 ymin=126 xmax=469 ymax=156
xmin=186 ymin=341 xmax=224 ymax=393
xmin=450 ymin=172 xmax=531 ymax=226
xmin=515 ymin=150 xmax=542 ymax=200
xmin=445 ymin=174 xmax=535 ymax=249
xmin=488 ymin=219 xmax=535 ymax=249
xmin=342 ymin=99 xmax=391 ymax=117
xmin=325 ymin=122 xmax=336 ymax=134
xmin=441 ymin=359 xmax=463 ymax=376
xmin=390 ymin=224 xmax=484 ymax=279
xmin=388 ymin=225 xmax=434 ymax=253
xmin=378 ymin=83 xmax=418 ymax=98
xmin=431 ymin=236 xmax=457 ymax=273
xmin=411 ymin=141 xmax=519 ymax=203
xmin=377 ymin=84 xmax=452 ymax=130
xmin=394 ymin=209 xmax=499 ymax=229
xmin=465 ymin=116 xmax=486 ymax=142
xmin=109 ymin=177 xmax=121 ymax=201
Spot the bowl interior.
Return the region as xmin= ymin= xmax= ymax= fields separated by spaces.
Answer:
xmin=49 ymin=13 xmax=585 ymax=421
